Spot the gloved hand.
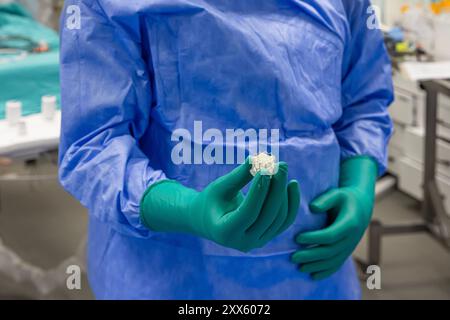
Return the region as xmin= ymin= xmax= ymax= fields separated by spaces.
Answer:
xmin=140 ymin=158 xmax=300 ymax=252
xmin=291 ymin=156 xmax=377 ymax=280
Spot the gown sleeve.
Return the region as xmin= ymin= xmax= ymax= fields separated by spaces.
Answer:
xmin=334 ymin=0 xmax=394 ymax=175
xmin=59 ymin=0 xmax=166 ymax=237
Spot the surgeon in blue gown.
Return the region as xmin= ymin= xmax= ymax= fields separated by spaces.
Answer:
xmin=59 ymin=0 xmax=393 ymax=299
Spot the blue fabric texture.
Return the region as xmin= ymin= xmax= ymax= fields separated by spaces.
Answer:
xmin=59 ymin=0 xmax=393 ymax=299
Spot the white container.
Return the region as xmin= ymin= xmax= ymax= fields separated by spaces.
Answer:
xmin=439 ymin=95 xmax=450 ymax=127
xmin=390 ymin=123 xmax=407 ymax=150
xmin=17 ymin=121 xmax=27 ymax=136
xmin=387 ymin=145 xmax=404 ymax=176
xmin=438 ymin=124 xmax=450 ymax=142
xmin=5 ymin=100 xmax=22 ymax=126
xmin=404 ymin=126 xmax=450 ymax=178
xmin=390 ymin=87 xmax=424 ymax=127
xmin=41 ymin=95 xmax=57 ymax=120
xmin=398 ymin=157 xmax=450 ymax=217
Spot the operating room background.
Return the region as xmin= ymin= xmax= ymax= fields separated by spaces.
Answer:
xmin=0 ymin=0 xmax=449 ymax=299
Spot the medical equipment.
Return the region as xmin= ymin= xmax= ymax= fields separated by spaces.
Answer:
xmin=16 ymin=121 xmax=26 ymax=136
xmin=393 ymin=1 xmax=450 ymax=60
xmin=0 ymin=35 xmax=49 ymax=53
xmin=0 ymin=3 xmax=60 ymax=157
xmin=0 ymin=99 xmax=60 ymax=158
xmin=361 ymin=79 xmax=450 ymax=269
xmin=5 ymin=100 xmax=22 ymax=126
xmin=249 ymin=153 xmax=277 ymax=177
xmin=0 ymin=3 xmax=60 ymax=120
xmin=41 ymin=95 xmax=56 ymax=121
xmin=434 ymin=14 xmax=450 ymax=60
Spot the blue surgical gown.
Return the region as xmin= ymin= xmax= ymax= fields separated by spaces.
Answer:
xmin=59 ymin=0 xmax=393 ymax=299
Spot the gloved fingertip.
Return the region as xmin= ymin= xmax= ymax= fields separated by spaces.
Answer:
xmin=277 ymin=161 xmax=288 ymax=170
xmin=291 ymin=254 xmax=306 ymax=265
xmin=309 ymin=189 xmax=341 ymax=213
xmin=237 ymin=156 xmax=253 ymax=174
xmin=309 ymin=201 xmax=324 ymax=213
xmin=290 ymin=251 xmax=300 ymax=263
xmin=295 ymin=234 xmax=304 ymax=245
xmin=299 ymin=266 xmax=308 ymax=273
xmin=254 ymin=172 xmax=270 ymax=190
xmin=262 ymin=172 xmax=271 ymax=183
xmin=288 ymin=179 xmax=299 ymax=187
xmin=267 ymin=161 xmax=285 ymax=176
xmin=288 ymin=180 xmax=300 ymax=201
xmin=238 ymin=157 xmax=252 ymax=171
xmin=295 ymin=233 xmax=312 ymax=245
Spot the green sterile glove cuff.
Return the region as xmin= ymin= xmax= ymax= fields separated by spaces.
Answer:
xmin=291 ymin=155 xmax=378 ymax=280
xmin=140 ymin=159 xmax=301 ymax=252
xmin=339 ymin=155 xmax=378 ymax=203
xmin=140 ymin=180 xmax=199 ymax=235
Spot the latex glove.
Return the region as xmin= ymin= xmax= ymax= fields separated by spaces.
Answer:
xmin=291 ymin=156 xmax=377 ymax=280
xmin=140 ymin=158 xmax=300 ymax=252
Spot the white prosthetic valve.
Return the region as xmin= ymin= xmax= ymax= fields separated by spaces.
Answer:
xmin=249 ymin=152 xmax=278 ymax=177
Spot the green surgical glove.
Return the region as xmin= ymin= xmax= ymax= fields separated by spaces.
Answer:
xmin=291 ymin=156 xmax=378 ymax=280
xmin=140 ymin=158 xmax=300 ymax=252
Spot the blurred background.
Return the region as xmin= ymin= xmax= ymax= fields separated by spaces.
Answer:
xmin=0 ymin=0 xmax=449 ymax=300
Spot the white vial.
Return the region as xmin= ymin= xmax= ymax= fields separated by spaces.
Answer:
xmin=17 ymin=121 xmax=27 ymax=136
xmin=6 ymin=100 xmax=22 ymax=126
xmin=41 ymin=95 xmax=57 ymax=120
